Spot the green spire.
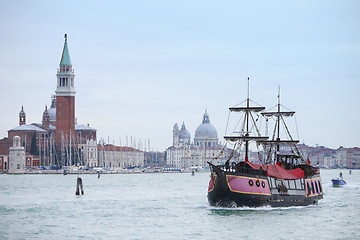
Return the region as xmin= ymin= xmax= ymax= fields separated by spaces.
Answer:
xmin=60 ymin=34 xmax=71 ymax=66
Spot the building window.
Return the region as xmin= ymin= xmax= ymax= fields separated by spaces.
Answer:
xmin=27 ymin=158 xmax=30 ymax=165
xmin=17 ymin=164 xmax=20 ymax=169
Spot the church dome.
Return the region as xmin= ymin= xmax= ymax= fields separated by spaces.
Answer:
xmin=179 ymin=122 xmax=191 ymax=140
xmin=48 ymin=107 xmax=56 ymax=122
xmin=195 ymin=110 xmax=217 ymax=138
xmin=48 ymin=96 xmax=56 ymax=122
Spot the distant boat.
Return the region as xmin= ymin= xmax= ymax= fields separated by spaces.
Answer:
xmin=207 ymin=80 xmax=323 ymax=207
xmin=331 ymin=178 xmax=346 ymax=186
xmin=332 ymin=172 xmax=346 ymax=186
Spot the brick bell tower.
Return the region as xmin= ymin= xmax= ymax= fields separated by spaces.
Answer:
xmin=55 ymin=34 xmax=76 ymax=146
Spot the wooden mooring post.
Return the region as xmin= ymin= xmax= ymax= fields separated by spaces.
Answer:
xmin=76 ymin=177 xmax=84 ymax=195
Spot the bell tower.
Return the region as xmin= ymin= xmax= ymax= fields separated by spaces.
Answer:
xmin=42 ymin=106 xmax=50 ymax=129
xmin=55 ymin=34 xmax=76 ymax=145
xmin=19 ymin=106 xmax=26 ymax=126
xmin=173 ymin=123 xmax=179 ymax=147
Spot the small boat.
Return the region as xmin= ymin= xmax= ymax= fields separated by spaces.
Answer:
xmin=332 ymin=172 xmax=346 ymax=186
xmin=331 ymin=178 xmax=346 ymax=186
xmin=207 ymin=79 xmax=323 ymax=207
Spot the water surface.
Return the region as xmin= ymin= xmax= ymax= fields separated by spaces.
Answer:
xmin=0 ymin=169 xmax=359 ymax=239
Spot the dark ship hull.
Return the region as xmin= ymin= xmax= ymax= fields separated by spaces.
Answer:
xmin=208 ymin=162 xmax=323 ymax=208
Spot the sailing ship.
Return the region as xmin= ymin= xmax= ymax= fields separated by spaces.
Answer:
xmin=207 ymin=79 xmax=323 ymax=207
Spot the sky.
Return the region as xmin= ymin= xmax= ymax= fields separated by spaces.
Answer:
xmin=0 ymin=0 xmax=359 ymax=151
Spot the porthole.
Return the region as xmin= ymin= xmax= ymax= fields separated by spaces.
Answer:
xmin=256 ymin=180 xmax=260 ymax=187
xmin=262 ymin=181 xmax=266 ymax=188
xmin=249 ymin=180 xmax=254 ymax=186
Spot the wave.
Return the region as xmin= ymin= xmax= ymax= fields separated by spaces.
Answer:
xmin=205 ymin=204 xmax=315 ymax=211
xmin=323 ymin=182 xmax=360 ymax=189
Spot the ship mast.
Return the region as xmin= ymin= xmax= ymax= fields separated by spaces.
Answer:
xmin=260 ymin=86 xmax=303 ymax=164
xmin=276 ymin=85 xmax=280 ymax=162
xmin=245 ymin=77 xmax=250 ymax=162
xmin=224 ymin=77 xmax=268 ymax=163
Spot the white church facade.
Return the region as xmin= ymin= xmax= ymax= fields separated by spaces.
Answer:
xmin=166 ymin=110 xmax=228 ymax=169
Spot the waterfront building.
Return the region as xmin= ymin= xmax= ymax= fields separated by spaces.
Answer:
xmin=336 ymin=147 xmax=347 ymax=168
xmin=0 ymin=35 xmax=148 ymax=171
xmin=0 ymin=35 xmax=97 ymax=169
xmin=166 ymin=110 xmax=228 ymax=169
xmin=98 ymin=144 xmax=144 ymax=170
xmin=0 ymin=150 xmax=9 ymax=171
xmin=8 ymin=136 xmax=25 ymax=174
xmin=346 ymin=148 xmax=360 ymax=169
xmin=323 ymin=154 xmax=336 ymax=168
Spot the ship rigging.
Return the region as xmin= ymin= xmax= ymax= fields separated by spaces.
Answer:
xmin=207 ymin=78 xmax=323 ymax=207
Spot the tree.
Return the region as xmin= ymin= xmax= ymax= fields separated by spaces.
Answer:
xmin=30 ymin=132 xmax=39 ymax=156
